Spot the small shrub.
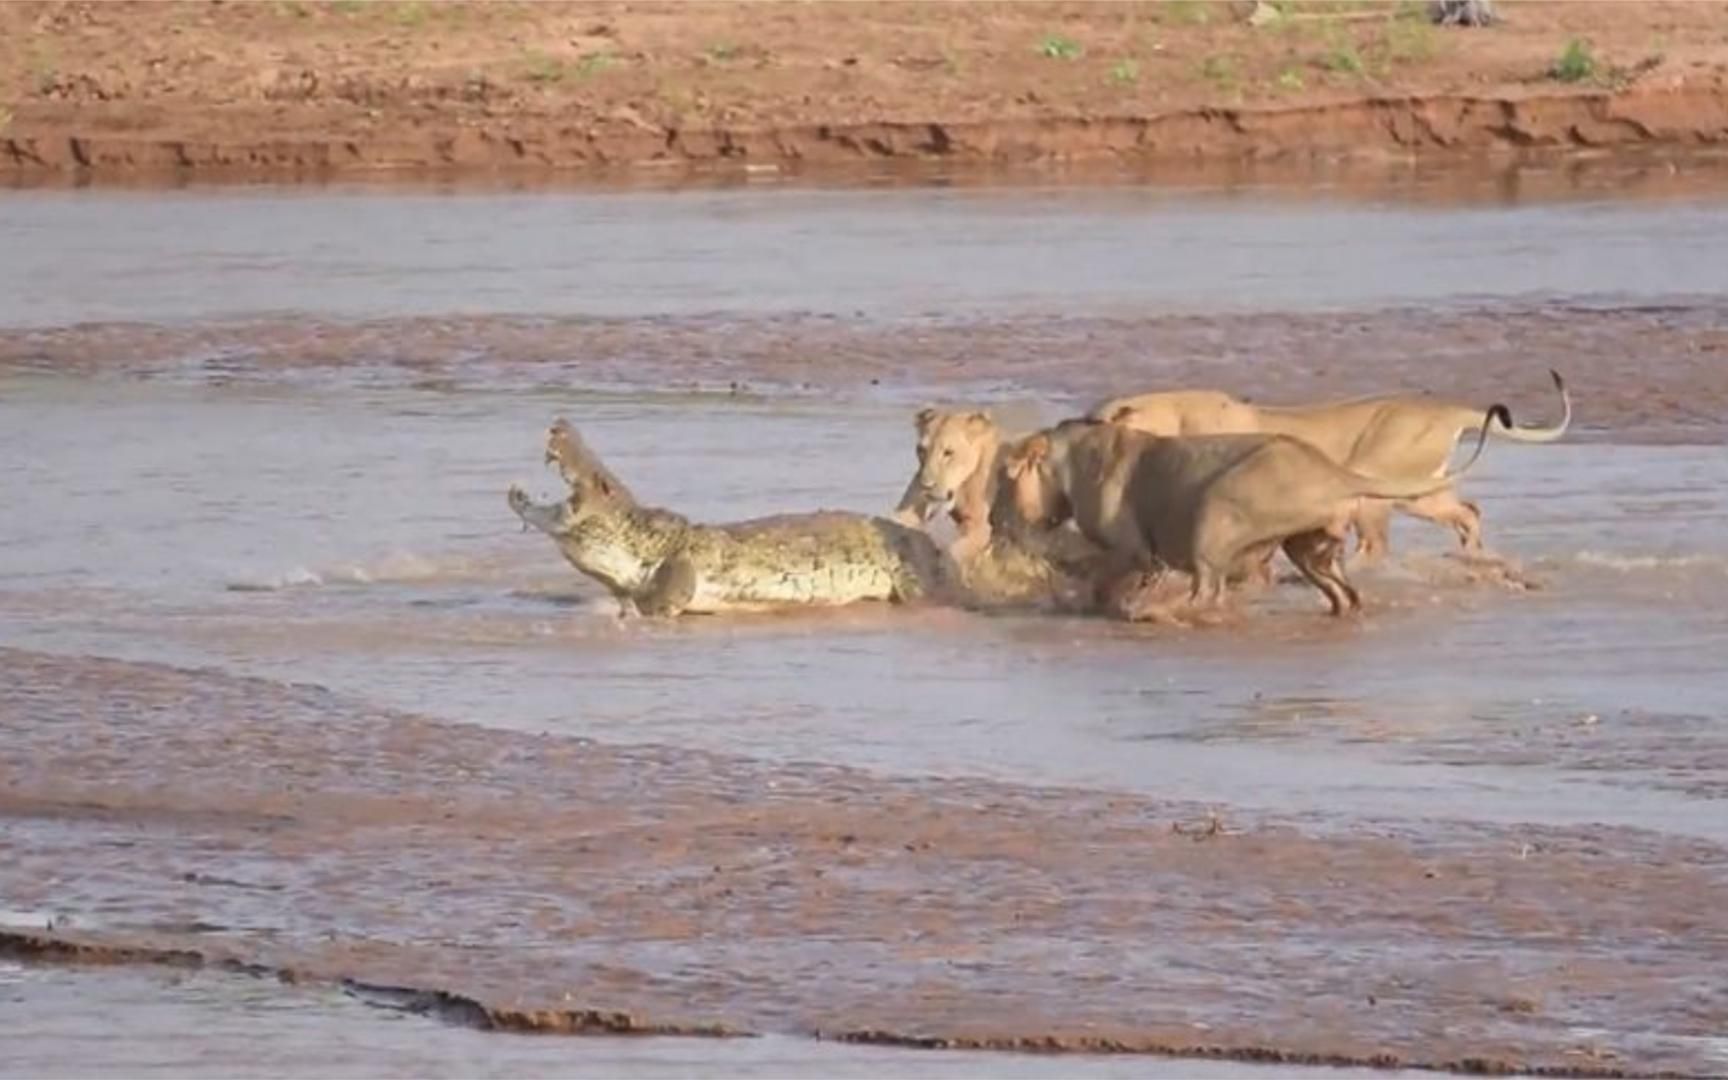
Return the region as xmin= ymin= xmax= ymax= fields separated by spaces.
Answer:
xmin=1109 ymin=59 xmax=1141 ymax=85
xmin=1276 ymin=67 xmax=1306 ymax=91
xmin=1040 ymin=35 xmax=1083 ymax=61
xmin=1550 ymin=38 xmax=1597 ymax=83
xmin=1320 ymin=39 xmax=1365 ymax=75
xmin=1247 ymin=1 xmax=1289 ymax=27
xmin=1199 ymin=54 xmax=1238 ymax=90
xmin=523 ymin=49 xmax=616 ymax=84
xmin=575 ymin=51 xmax=616 ymax=77
xmin=523 ymin=51 xmax=566 ymax=84
xmin=1160 ymin=0 xmax=1210 ymax=26
xmin=704 ymin=42 xmax=740 ymax=62
xmin=1385 ymin=18 xmax=1437 ymax=63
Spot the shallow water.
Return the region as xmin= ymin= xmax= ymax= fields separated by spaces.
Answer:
xmin=3 ymin=172 xmax=1727 ymax=1074
xmin=4 ymin=373 xmax=1725 ymax=837
xmin=5 ymin=172 xmax=1728 ymax=328
xmin=6 ymin=962 xmax=1386 ymax=1079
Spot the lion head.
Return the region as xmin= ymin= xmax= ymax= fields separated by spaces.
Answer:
xmin=1002 ymin=429 xmax=1074 ymax=530
xmin=903 ymin=407 xmax=999 ymax=521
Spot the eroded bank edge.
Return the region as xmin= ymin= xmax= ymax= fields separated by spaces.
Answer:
xmin=0 ymin=929 xmax=1697 ymax=1078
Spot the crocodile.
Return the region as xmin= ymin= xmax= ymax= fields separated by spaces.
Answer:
xmin=506 ymin=419 xmax=960 ymax=617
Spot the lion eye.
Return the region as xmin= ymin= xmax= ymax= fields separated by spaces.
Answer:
xmin=941 ymin=449 xmax=954 ymax=459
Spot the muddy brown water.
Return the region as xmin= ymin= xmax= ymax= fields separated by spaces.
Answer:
xmin=3 ymin=164 xmax=1728 ymax=1077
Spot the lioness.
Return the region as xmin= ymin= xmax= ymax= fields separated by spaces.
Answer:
xmin=1089 ymin=371 xmax=1569 ymax=560
xmin=892 ymin=407 xmax=1008 ymax=560
xmin=1002 ymin=416 xmax=1493 ymax=619
xmin=891 ymin=407 xmax=1109 ymax=607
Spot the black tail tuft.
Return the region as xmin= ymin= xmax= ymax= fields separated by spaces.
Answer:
xmin=1488 ymin=403 xmax=1514 ymax=430
xmin=1549 ymin=368 xmax=1566 ymax=392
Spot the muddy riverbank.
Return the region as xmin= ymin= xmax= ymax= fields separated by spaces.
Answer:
xmin=4 ymin=2 xmax=1728 ymax=180
xmin=5 ymin=647 xmax=1725 ymax=1075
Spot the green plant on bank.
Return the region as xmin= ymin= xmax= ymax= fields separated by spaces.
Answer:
xmin=0 ymin=105 xmax=14 ymax=135
xmin=274 ymin=0 xmax=312 ymax=18
xmin=523 ymin=50 xmax=567 ymax=83
xmin=1109 ymin=58 xmax=1141 ymax=85
xmin=704 ymin=41 xmax=741 ymax=62
xmin=1198 ymin=53 xmax=1238 ymax=92
xmin=576 ymin=51 xmax=616 ymax=77
xmin=1383 ymin=15 xmax=1437 ymax=63
xmin=329 ymin=0 xmax=364 ymax=14
xmin=525 ymin=49 xmax=616 ymax=83
xmin=1158 ymin=0 xmax=1210 ymax=26
xmin=1040 ymin=34 xmax=1083 ymax=60
xmin=1275 ymin=66 xmax=1305 ymax=92
xmin=1246 ymin=0 xmax=1290 ymax=27
xmin=393 ymin=1 xmax=429 ymax=29
xmin=1550 ymin=37 xmax=1597 ymax=83
xmin=1318 ymin=27 xmax=1365 ymax=76
xmin=25 ymin=40 xmax=59 ymax=93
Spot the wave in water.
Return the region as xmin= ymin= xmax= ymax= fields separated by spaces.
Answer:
xmin=1563 ymin=550 xmax=1728 ymax=576
xmin=224 ymin=549 xmax=530 ymax=593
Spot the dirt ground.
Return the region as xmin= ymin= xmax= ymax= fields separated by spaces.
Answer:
xmin=5 ymin=646 xmax=1726 ymax=1075
xmin=3 ymin=1 xmax=1728 ymax=178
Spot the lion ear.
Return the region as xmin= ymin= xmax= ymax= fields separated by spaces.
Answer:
xmin=964 ymin=410 xmax=993 ymax=432
xmin=1004 ymin=434 xmax=1049 ymax=479
xmin=915 ymin=407 xmax=938 ymax=433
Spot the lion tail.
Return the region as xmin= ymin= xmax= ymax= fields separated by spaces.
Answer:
xmin=1484 ymin=369 xmax=1571 ymax=444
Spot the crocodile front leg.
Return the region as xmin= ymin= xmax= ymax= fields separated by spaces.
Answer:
xmin=635 ymin=554 xmax=698 ymax=617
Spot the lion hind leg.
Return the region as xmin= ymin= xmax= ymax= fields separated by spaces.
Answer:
xmin=1351 ymin=498 xmax=1395 ymax=564
xmin=1283 ymin=530 xmax=1360 ymax=617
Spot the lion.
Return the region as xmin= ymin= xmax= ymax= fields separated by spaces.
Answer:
xmin=891 ymin=407 xmax=1008 ymax=561
xmin=890 ymin=407 xmax=1111 ymax=607
xmin=1001 ymin=415 xmax=1493 ymax=620
xmin=1087 ymin=371 xmax=1569 ymax=560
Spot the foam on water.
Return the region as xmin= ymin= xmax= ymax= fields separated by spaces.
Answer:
xmin=223 ymin=549 xmax=521 ymax=593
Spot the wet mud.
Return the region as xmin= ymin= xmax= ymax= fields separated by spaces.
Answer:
xmin=3 ymin=647 xmax=1726 ymax=1076
xmin=5 ymin=302 xmax=1727 ymax=443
